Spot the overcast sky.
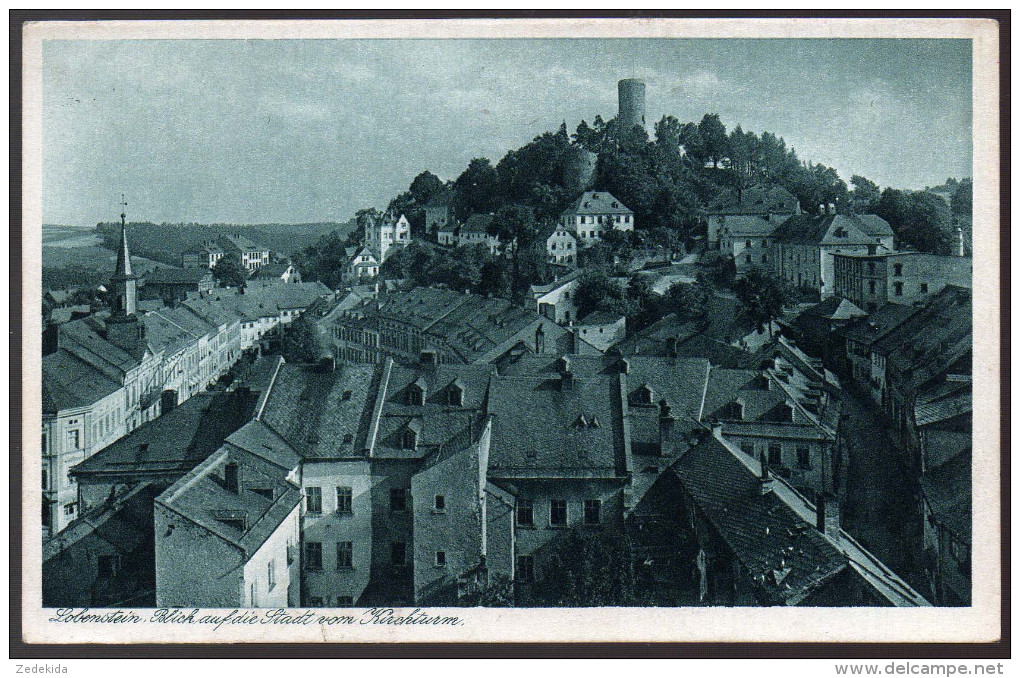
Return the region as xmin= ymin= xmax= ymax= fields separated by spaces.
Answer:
xmin=42 ymin=38 xmax=972 ymax=226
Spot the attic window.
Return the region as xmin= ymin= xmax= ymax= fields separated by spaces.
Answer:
xmin=575 ymin=415 xmax=589 ymax=429
xmin=526 ymin=449 xmax=537 ymax=459
xmin=589 ymin=416 xmax=600 ymax=429
xmin=633 ymin=384 xmax=654 ymax=405
xmin=407 ymin=382 xmax=425 ymax=406
xmin=342 ymin=390 xmax=352 ymax=401
xmin=343 ymin=433 xmax=354 ymax=444
xmin=448 ymin=382 xmax=464 ymax=406
xmin=249 ymin=487 xmax=274 ymax=501
xmin=138 ymin=443 xmax=150 ymax=452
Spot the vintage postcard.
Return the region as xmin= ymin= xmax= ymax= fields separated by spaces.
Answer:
xmin=19 ymin=17 xmax=1002 ymax=646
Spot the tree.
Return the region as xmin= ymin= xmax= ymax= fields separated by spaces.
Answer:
xmin=279 ymin=315 xmax=320 ymax=363
xmin=849 ymin=175 xmax=881 ymax=214
xmin=531 ymin=527 xmax=637 ymax=607
xmin=453 ymin=157 xmax=502 ymax=219
xmin=489 ymin=204 xmax=539 ymax=300
xmin=666 ymin=279 xmax=710 ymax=320
xmin=573 ymin=271 xmax=627 ymax=320
xmin=733 ymin=267 xmax=791 ymax=338
xmin=212 ymin=253 xmax=248 ymax=288
xmin=875 ymin=188 xmax=954 ymax=254
xmin=698 ymin=114 xmax=729 ymax=169
xmin=952 ymin=179 xmax=972 ymax=218
xmin=408 ymin=170 xmax=445 ymax=206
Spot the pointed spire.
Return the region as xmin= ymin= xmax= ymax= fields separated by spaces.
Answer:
xmin=113 ymin=194 xmax=135 ymax=280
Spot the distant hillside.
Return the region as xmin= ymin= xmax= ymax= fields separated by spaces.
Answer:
xmin=95 ymin=220 xmax=358 ymax=265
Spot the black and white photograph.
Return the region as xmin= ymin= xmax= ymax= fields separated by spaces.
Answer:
xmin=17 ymin=16 xmax=1003 ymax=649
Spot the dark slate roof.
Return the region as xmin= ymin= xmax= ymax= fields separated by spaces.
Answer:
xmin=577 ymin=310 xmax=624 ymax=326
xmin=915 ymin=384 xmax=971 ymax=428
xmin=707 ymin=184 xmax=799 ymax=215
xmin=156 ymin=446 xmax=301 ymax=556
xmin=58 ymin=316 xmax=141 ymax=374
xmin=461 ymin=214 xmax=495 ymax=234
xmin=853 ymin=214 xmax=895 ymax=237
xmin=219 ymin=233 xmax=266 ymax=253
xmin=252 ymin=263 xmax=293 ymax=279
xmin=562 ymin=191 xmax=633 ymax=216
xmin=487 ymin=374 xmax=628 ymax=477
xmin=224 ymin=420 xmax=302 ymax=471
xmin=800 ymin=296 xmax=867 ymax=322
xmin=72 ymin=391 xmax=255 ymax=477
xmin=258 ymin=363 xmax=378 ymax=459
xmin=43 ymin=482 xmax=161 ymax=562
xmin=42 ymin=349 xmax=122 ymax=413
xmin=770 ymin=214 xmax=875 ymax=246
xmin=672 ymin=435 xmax=847 ymax=605
xmin=880 ymin=286 xmax=971 ymax=375
xmin=840 ymin=304 xmax=917 ymax=346
xmin=529 ymin=270 xmax=584 ymax=298
xmin=922 ymin=450 xmax=971 ymax=542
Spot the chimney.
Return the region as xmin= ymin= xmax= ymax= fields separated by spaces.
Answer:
xmin=817 ymin=493 xmax=840 ymax=538
xmin=759 ymin=452 xmax=775 ymax=495
xmin=618 ymin=357 xmax=630 ymax=374
xmin=559 ymin=357 xmax=574 ymax=391
xmin=957 ymin=227 xmax=965 ymax=257
xmin=420 ymin=349 xmax=439 ymax=367
xmin=224 ymin=462 xmax=240 ymax=494
xmin=658 ymin=399 xmax=675 ymax=454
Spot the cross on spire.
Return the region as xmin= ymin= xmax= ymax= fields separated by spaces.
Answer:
xmin=120 ymin=194 xmax=128 ymax=226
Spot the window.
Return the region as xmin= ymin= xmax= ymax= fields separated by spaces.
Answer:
xmin=42 ymin=432 xmax=48 ymax=454
xmin=920 ymin=283 xmax=929 ymax=294
xmin=768 ymin=444 xmax=782 ymax=467
xmin=435 ymin=551 xmax=447 ymax=567
xmin=97 ymin=554 xmax=120 ymax=578
xmin=584 ymin=499 xmax=601 ymax=525
xmin=516 ymin=555 xmax=534 ymax=583
xmin=66 ymin=429 xmax=81 ymax=450
xmin=391 ymin=541 xmax=406 ymax=566
xmin=550 ymin=499 xmax=567 ymax=526
xmin=401 ymin=427 xmax=418 ymax=450
xmin=448 ymin=385 xmax=463 ymax=406
xmin=42 ymin=468 xmax=48 ymax=490
xmin=893 ymin=263 xmax=903 ymax=276
xmin=337 ymin=541 xmax=353 ymax=569
xmin=745 ymin=254 xmax=752 ymax=264
xmin=336 ymin=486 xmax=352 ymax=514
xmin=305 ymin=486 xmax=322 ymax=513
xmin=434 ymin=495 xmax=446 ymax=512
xmin=390 ymin=488 xmax=407 ymax=513
xmin=305 ymin=542 xmax=323 ymax=570
xmin=308 ymin=597 xmax=324 ymax=607
xmin=797 ymin=447 xmax=812 ymax=469
xmin=868 ymin=280 xmax=876 ymax=294
xmin=516 ymin=499 xmax=534 ymax=526
xmin=267 ymin=560 xmax=276 ymax=590
xmin=868 ymin=262 xmax=876 ymax=274
xmin=893 ymin=281 xmax=904 ymax=296
xmin=745 ymin=239 xmax=752 ymax=248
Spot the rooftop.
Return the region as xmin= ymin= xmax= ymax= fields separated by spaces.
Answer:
xmin=799 ymin=296 xmax=868 ymax=322
xmin=43 ymin=349 xmax=122 ymax=413
xmin=770 ymin=214 xmax=883 ymax=246
xmin=840 ymin=303 xmax=918 ymax=346
xmin=921 ymin=450 xmax=972 ymax=542
xmin=143 ymin=267 xmax=212 ymax=285
xmin=461 ymin=213 xmax=495 ymax=234
xmin=707 ymin=185 xmax=799 ymax=215
xmin=563 ymin=191 xmax=633 ymax=216
xmin=72 ymin=391 xmax=256 ymax=478
xmin=156 ymin=445 xmax=302 ymax=556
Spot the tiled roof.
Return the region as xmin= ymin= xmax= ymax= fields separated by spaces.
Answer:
xmin=672 ymin=434 xmax=847 ymax=605
xmin=915 ymin=385 xmax=971 ymax=428
xmin=42 ymin=349 xmax=122 ymax=413
xmin=770 ymin=214 xmax=876 ymax=246
xmin=156 ymin=446 xmax=301 ymax=555
xmin=72 ymin=391 xmax=255 ymax=477
xmin=800 ymin=296 xmax=867 ymax=321
xmin=58 ymin=316 xmax=140 ymax=374
xmin=224 ymin=420 xmax=302 ymax=471
xmin=707 ymin=185 xmax=799 ymax=215
xmin=562 ymin=191 xmax=632 ymax=216
xmin=219 ymin=233 xmax=266 ymax=253
xmin=252 ymin=263 xmax=292 ymax=279
xmin=922 ymin=450 xmax=971 ymax=541
xmin=853 ymin=214 xmax=895 ymax=237
xmin=529 ymin=270 xmax=584 ymax=298
xmin=461 ymin=214 xmax=495 ymax=234
xmin=577 ymin=310 xmax=624 ymax=326
xmin=43 ymin=482 xmax=161 ymax=562
xmin=840 ymin=303 xmax=917 ymax=346
xmin=259 ymin=363 xmax=378 ymax=459
xmin=487 ymin=374 xmax=628 ymax=477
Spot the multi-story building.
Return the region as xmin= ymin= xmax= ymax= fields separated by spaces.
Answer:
xmin=572 ymin=311 xmax=626 ymax=353
xmin=832 ymin=251 xmax=972 ymax=312
xmin=708 ymin=186 xmax=802 ymax=276
xmin=218 ymin=233 xmax=271 ymax=273
xmin=42 ymin=222 xmax=244 ymax=535
xmin=182 ymin=241 xmax=225 ymax=269
xmin=529 ymin=271 xmax=583 ymax=325
xmin=364 ymin=212 xmax=411 ymax=263
xmin=154 ymin=441 xmax=302 ymax=608
xmin=559 ymin=191 xmax=634 ymax=247
xmin=325 ymin=287 xmax=582 ymax=365
xmin=540 ymin=223 xmax=579 ymax=266
xmin=345 ymin=247 xmax=381 ymax=281
xmin=140 ymin=267 xmax=215 ymax=304
xmin=457 ymin=214 xmax=501 ymax=254
xmin=251 ymin=262 xmax=302 ymax=285
xmin=769 ymin=212 xmax=895 ymax=298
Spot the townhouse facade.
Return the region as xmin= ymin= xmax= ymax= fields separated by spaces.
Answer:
xmin=219 ymin=233 xmax=271 ymax=273
xmin=364 ymin=212 xmax=411 ymax=263
xmin=832 ymin=251 xmax=972 ymax=312
xmin=559 ymin=191 xmax=634 ymax=247
xmin=706 ymin=184 xmax=801 ymax=249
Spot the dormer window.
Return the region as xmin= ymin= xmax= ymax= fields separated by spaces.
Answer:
xmin=633 ymin=384 xmax=654 ymax=405
xmin=407 ymin=379 xmax=426 ymax=406
xmin=401 ymin=423 xmax=420 ymax=450
xmin=448 ymin=380 xmax=464 ymax=406
xmin=722 ymin=401 xmax=745 ymax=420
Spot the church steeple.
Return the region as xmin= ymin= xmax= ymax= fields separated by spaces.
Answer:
xmin=110 ymin=195 xmax=138 ymax=318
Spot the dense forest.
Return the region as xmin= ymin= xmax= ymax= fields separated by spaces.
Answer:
xmin=294 ymin=111 xmax=972 ymax=300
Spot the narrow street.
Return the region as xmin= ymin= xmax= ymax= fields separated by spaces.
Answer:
xmin=839 ymin=385 xmax=927 ymax=593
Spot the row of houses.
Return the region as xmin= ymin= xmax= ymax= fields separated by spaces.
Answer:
xmin=41 ymin=224 xmax=333 ymax=536
xmin=46 ymin=347 xmax=928 ymax=609
xmin=182 ymin=233 xmax=272 ymax=272
xmin=791 ymin=284 xmax=973 ymax=606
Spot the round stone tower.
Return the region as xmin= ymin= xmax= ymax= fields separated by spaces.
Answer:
xmin=563 ymin=145 xmax=597 ymax=192
xmin=618 ymin=78 xmax=646 ymax=132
